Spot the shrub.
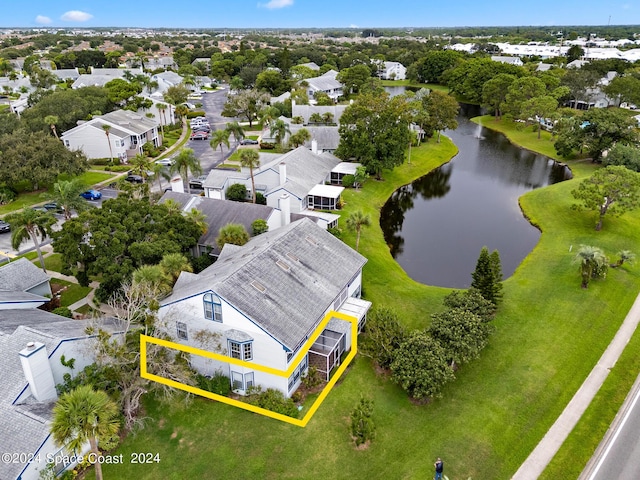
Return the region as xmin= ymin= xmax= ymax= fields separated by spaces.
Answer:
xmin=0 ymin=186 xmax=17 ymax=205
xmin=88 ymin=158 xmax=112 ymax=166
xmin=226 ymin=183 xmax=247 ymax=202
xmin=350 ymin=396 xmax=375 ymax=446
xmin=186 ymin=110 xmax=206 ymax=119
xmin=52 ymin=307 xmax=73 ymax=318
xmin=252 ymin=218 xmax=269 ymax=235
xmin=195 ymin=372 xmax=231 ymax=396
xmin=360 ymin=307 xmax=406 ymax=369
xmin=327 ymin=227 xmax=342 ymax=239
xmin=142 ymin=141 xmax=160 ymax=157
xmin=260 ymin=142 xmax=276 ymax=150
xmin=443 ymin=288 xmax=496 ymax=322
xmin=246 ymin=387 xmax=299 ymax=418
xmin=301 ymin=366 xmax=323 ymax=389
xmin=341 ymin=174 xmax=355 ymax=188
xmin=256 ymin=192 xmax=267 ymax=205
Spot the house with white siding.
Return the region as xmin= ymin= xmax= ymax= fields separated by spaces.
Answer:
xmin=157 ymin=217 xmax=371 ymax=397
xmin=0 ymin=258 xmax=51 ymax=310
xmin=61 ymin=109 xmax=161 ymax=161
xmin=305 ymin=70 xmax=343 ymax=103
xmin=376 ymin=61 xmax=407 ymax=80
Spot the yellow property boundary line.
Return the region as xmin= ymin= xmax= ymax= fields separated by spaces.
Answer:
xmin=140 ymin=310 xmax=358 ymax=427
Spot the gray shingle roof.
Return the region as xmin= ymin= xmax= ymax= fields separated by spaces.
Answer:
xmin=162 ymin=218 xmax=366 ymax=351
xmin=0 ymin=312 xmax=121 ymax=480
xmin=0 ymin=258 xmax=49 ymax=293
xmin=160 ymin=192 xmax=275 ymax=255
xmin=306 ymin=75 xmax=343 ymax=92
xmin=99 ymin=110 xmax=158 ymax=135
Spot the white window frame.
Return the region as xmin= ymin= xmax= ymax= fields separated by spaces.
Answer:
xmin=176 ymin=322 xmax=188 ymax=340
xmin=229 ymin=340 xmax=253 ymax=361
xmin=203 ymin=292 xmax=222 ymax=322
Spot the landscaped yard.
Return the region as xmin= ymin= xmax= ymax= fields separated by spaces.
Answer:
xmin=98 ymin=127 xmax=640 ymax=479
xmin=42 ymin=253 xmax=63 ymax=273
xmin=51 ymin=278 xmax=92 ymax=308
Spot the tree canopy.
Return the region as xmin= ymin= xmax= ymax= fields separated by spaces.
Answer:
xmin=52 ymin=197 xmax=202 ymax=301
xmin=336 ymin=92 xmax=411 ymax=179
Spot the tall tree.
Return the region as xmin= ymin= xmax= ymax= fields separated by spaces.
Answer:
xmin=171 ymin=147 xmax=202 ymax=194
xmin=346 ymin=210 xmax=371 ymax=252
xmin=51 ymin=178 xmax=90 ymax=220
xmin=336 ymin=92 xmax=411 ymax=180
xmin=289 ymin=128 xmax=311 ymax=148
xmin=221 ymin=89 xmax=269 ymax=127
xmin=225 ymin=121 xmax=245 ymax=145
xmin=482 ymin=74 xmax=517 ymax=120
xmin=337 ymin=64 xmax=373 ymax=96
xmin=160 ymin=252 xmax=193 ymax=286
xmin=156 ymin=103 xmax=167 ymax=138
xmin=239 ymin=149 xmax=260 ymax=203
xmin=102 ymin=124 xmax=114 ymax=163
xmin=520 ymin=95 xmax=559 ymax=139
xmin=44 ymin=115 xmax=59 ymax=139
xmin=471 ymin=246 xmax=503 ymax=305
xmin=269 ymin=118 xmax=291 ymax=148
xmin=210 ymin=129 xmax=231 ymax=157
xmin=571 ymin=165 xmax=640 ymax=231
xmin=51 ymin=386 xmax=120 ymax=480
xmin=423 ymin=90 xmax=459 ymax=143
xmin=6 ymin=208 xmax=56 ymax=271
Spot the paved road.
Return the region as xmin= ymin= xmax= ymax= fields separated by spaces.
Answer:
xmin=580 ymin=373 xmax=640 ymax=480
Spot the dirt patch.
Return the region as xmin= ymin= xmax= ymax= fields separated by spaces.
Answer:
xmin=408 ymin=396 xmax=433 ymax=406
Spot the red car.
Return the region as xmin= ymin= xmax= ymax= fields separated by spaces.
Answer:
xmin=190 ymin=131 xmax=209 ymax=140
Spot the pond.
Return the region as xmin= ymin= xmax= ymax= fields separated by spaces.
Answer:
xmin=380 ymin=102 xmax=571 ymax=288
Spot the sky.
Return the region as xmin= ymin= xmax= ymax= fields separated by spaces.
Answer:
xmin=1 ymin=0 xmax=638 ymax=29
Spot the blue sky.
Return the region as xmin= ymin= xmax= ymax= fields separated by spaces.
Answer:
xmin=2 ymin=1 xmax=638 ymax=29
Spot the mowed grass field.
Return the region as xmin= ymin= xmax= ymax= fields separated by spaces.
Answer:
xmin=98 ymin=126 xmax=640 ymax=480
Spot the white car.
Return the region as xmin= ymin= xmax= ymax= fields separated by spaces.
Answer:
xmin=155 ymin=158 xmax=174 ymax=166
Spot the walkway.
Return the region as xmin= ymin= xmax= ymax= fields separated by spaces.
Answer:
xmin=512 ymin=291 xmax=640 ymax=479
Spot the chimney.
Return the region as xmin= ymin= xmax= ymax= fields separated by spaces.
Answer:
xmin=279 ymin=193 xmax=291 ymax=226
xmin=311 ymin=139 xmax=318 ymax=154
xmin=291 ymin=99 xmax=296 ymax=108
xmin=279 ymin=162 xmax=287 ymax=186
xmin=170 ymin=176 xmax=184 ymax=193
xmin=19 ymin=342 xmax=57 ymax=402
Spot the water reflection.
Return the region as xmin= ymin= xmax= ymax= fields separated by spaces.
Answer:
xmin=380 ymin=100 xmax=571 ymax=288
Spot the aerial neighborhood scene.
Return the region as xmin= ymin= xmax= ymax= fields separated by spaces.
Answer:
xmin=3 ymin=0 xmax=640 ymax=478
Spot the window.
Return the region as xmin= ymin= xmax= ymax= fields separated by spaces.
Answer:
xmin=244 ymin=372 xmax=254 ymax=390
xmin=232 ymin=371 xmax=243 ymax=390
xmin=229 ymin=340 xmax=253 ymax=361
xmin=64 ymin=140 xmax=70 ymax=147
xmin=333 ymin=287 xmax=348 ymax=310
xmin=288 ymin=355 xmax=308 ymax=392
xmin=203 ymin=293 xmax=222 ymax=322
xmin=176 ymin=322 xmax=188 ymax=340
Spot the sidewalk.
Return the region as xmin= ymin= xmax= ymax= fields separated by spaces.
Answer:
xmin=512 ymin=291 xmax=640 ymax=479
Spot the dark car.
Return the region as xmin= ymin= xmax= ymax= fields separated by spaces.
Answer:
xmin=240 ymin=138 xmax=259 ymax=145
xmin=188 ymin=175 xmax=208 ymax=189
xmin=125 ymin=174 xmax=144 ymax=184
xmin=0 ymin=220 xmax=10 ymax=233
xmin=190 ymin=131 xmax=209 ymax=140
xmin=43 ymin=202 xmax=63 ymax=213
xmin=192 ymin=125 xmax=211 ymax=133
xmin=80 ymin=189 xmax=102 ymax=200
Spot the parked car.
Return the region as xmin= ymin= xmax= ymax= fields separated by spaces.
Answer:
xmin=43 ymin=202 xmax=63 ymax=213
xmin=125 ymin=174 xmax=144 ymax=184
xmin=155 ymin=158 xmax=174 ymax=166
xmin=192 ymin=125 xmax=211 ymax=133
xmin=0 ymin=220 xmax=10 ymax=233
xmin=190 ymin=131 xmax=209 ymax=140
xmin=240 ymin=138 xmax=259 ymax=145
xmin=31 ymin=206 xmax=48 ymax=213
xmin=80 ymin=190 xmax=102 ymax=200
xmin=188 ymin=175 xmax=208 ymax=189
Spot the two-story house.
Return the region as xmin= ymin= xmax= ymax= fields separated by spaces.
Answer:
xmin=157 ymin=218 xmax=371 ymax=397
xmin=61 ymin=109 xmax=161 ymax=161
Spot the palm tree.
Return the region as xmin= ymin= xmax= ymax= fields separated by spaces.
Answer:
xmin=151 ymin=161 xmax=171 ymax=192
xmin=270 ymin=119 xmax=291 ymax=149
xmin=239 ymin=149 xmax=261 ymax=203
xmin=289 ymin=128 xmax=311 ymax=148
xmin=51 ymin=178 xmax=90 ymax=220
xmin=225 ymin=121 xmax=245 ymax=145
xmin=129 ymin=154 xmax=152 ymax=180
xmin=573 ymin=245 xmax=608 ymax=289
xmin=309 ymin=112 xmax=323 ymax=124
xmin=101 ymin=124 xmax=114 ymax=163
xmin=163 ymin=198 xmax=183 ymax=215
xmin=259 ymin=106 xmax=280 ymax=129
xmin=6 ymin=208 xmax=56 ymax=271
xmin=44 ymin=115 xmax=59 ymax=139
xmin=322 ymin=112 xmax=334 ymax=124
xmin=51 ymin=385 xmax=120 ymax=480
xmin=160 ymin=252 xmax=193 ymax=285
xmin=346 ymin=210 xmax=371 ymax=252
xmin=132 ymin=264 xmax=170 ymax=296
xmin=612 ymin=250 xmax=635 ymax=268
xmin=170 ymin=147 xmax=202 ymax=194
xmin=210 ymin=129 xmax=231 ymax=157
xmin=156 ymin=103 xmax=167 ymax=138
xmin=216 ymin=223 xmax=250 ymax=249
xmin=184 ymin=208 xmax=208 ymax=235
xmin=175 ymin=104 xmax=189 ymax=126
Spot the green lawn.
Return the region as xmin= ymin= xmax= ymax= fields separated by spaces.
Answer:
xmin=42 ymin=253 xmax=63 ymax=273
xmin=99 ymin=129 xmax=640 ymax=479
xmin=51 ymin=279 xmax=92 ymax=307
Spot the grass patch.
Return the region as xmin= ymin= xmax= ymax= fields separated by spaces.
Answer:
xmin=74 ymin=303 xmax=96 ymax=315
xmin=101 ymin=126 xmax=640 ymax=479
xmin=42 ymin=253 xmax=63 ymax=273
xmin=58 ymin=283 xmax=92 ymax=307
xmin=0 ymin=190 xmax=49 ymax=215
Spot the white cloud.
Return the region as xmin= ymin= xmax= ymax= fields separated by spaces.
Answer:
xmin=60 ymin=10 xmax=93 ymax=22
xmin=35 ymin=15 xmax=52 ymax=25
xmin=349 ymin=24 xmax=359 ymax=28
xmin=259 ymin=0 xmax=294 ymax=9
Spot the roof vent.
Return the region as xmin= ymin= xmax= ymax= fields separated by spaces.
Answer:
xmin=305 ymin=235 xmax=317 ymax=246
xmin=251 ymin=280 xmax=266 ymax=293
xmin=276 ymin=260 xmax=291 ymax=272
xmin=286 ymin=252 xmax=299 ymax=263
